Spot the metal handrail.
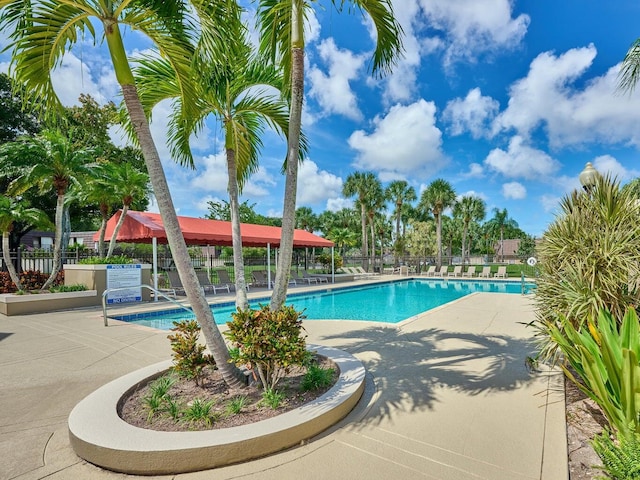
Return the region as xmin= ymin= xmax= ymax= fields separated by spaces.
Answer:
xmin=102 ymin=284 xmax=193 ymax=327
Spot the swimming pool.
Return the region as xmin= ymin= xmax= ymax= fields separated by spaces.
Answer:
xmin=114 ymin=279 xmax=534 ymax=330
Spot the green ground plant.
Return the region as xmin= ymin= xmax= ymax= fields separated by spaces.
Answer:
xmin=225 ymin=304 xmax=308 ymax=391
xmin=182 ymin=398 xmax=217 ymax=427
xmin=260 ymin=388 xmax=285 ymax=409
xmin=167 ymin=320 xmax=215 ymax=386
xmin=225 ymin=396 xmax=248 ymax=416
xmin=547 ymin=308 xmax=640 ymax=437
xmin=301 ymin=364 xmax=335 ymax=391
xmin=592 ymin=430 xmax=640 ymax=480
xmin=78 ymin=255 xmax=133 ymax=264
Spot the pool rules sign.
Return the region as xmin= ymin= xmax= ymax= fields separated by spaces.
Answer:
xmin=106 ymin=264 xmax=142 ymax=304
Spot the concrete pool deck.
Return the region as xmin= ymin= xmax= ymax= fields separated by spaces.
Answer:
xmin=0 ymin=279 xmax=567 ymax=479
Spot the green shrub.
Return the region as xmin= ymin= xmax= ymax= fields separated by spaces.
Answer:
xmin=547 ymin=308 xmax=640 ymax=437
xmin=592 ymin=430 xmax=640 ymax=479
xmin=78 ymin=255 xmax=133 ymax=264
xmin=534 ymin=175 xmax=640 ymax=359
xmin=225 ymin=395 xmax=248 ymax=416
xmin=182 ymin=398 xmax=217 ymax=427
xmin=317 ymin=252 xmax=342 ymax=272
xmin=167 ymin=320 xmax=215 ymax=386
xmin=224 ymin=304 xmax=308 ymax=391
xmin=49 ymin=284 xmax=87 ymax=292
xmin=301 ymin=364 xmax=335 ymax=391
xmin=259 ymin=388 xmax=285 ymax=409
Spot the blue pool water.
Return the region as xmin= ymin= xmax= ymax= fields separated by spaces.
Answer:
xmin=115 ymin=279 xmax=534 ymax=330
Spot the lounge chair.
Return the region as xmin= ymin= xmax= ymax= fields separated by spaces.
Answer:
xmin=291 ymin=270 xmax=318 ymax=284
xmin=463 ymin=266 xmax=476 ymax=277
xmin=353 ymin=266 xmax=378 ymax=277
xmin=435 ymin=266 xmax=448 ymax=277
xmin=215 ymin=269 xmax=243 ymax=291
xmin=196 ymin=271 xmax=230 ymax=294
xmin=447 ymin=265 xmax=462 ymax=277
xmin=421 ymin=265 xmax=437 ymax=276
xmin=251 ymin=270 xmax=273 ymax=287
xmin=166 ymin=270 xmax=186 ymax=295
xmin=479 ymin=266 xmax=492 ymax=278
xmin=494 ymin=266 xmax=508 ymax=278
xmin=303 ymin=270 xmax=327 ymax=283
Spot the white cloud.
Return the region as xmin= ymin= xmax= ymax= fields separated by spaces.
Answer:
xmin=464 ymin=162 xmax=485 ymax=178
xmin=414 ymin=0 xmax=530 ymax=67
xmin=192 ymin=152 xmax=228 ymax=193
xmin=308 ymin=38 xmax=365 ymax=121
xmin=502 ymin=182 xmax=526 ymax=199
xmin=326 ymin=197 xmax=353 ymax=212
xmin=484 ymin=136 xmax=560 ymax=180
xmin=242 ymin=166 xmax=277 ymax=197
xmin=494 ymin=45 xmax=640 ymax=148
xmin=50 ymin=52 xmax=115 ymax=106
xmin=592 ymin=154 xmax=638 ymax=181
xmin=442 ymin=88 xmax=500 ymax=138
xmin=296 ymin=159 xmax=343 ymax=204
xmin=348 ymin=99 xmax=446 ymax=179
xmin=540 ymin=194 xmax=562 ymax=213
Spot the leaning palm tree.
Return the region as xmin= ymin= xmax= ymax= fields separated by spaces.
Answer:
xmin=106 ymin=163 xmax=150 ymax=258
xmin=453 ymin=195 xmax=486 ymax=265
xmin=0 ymin=0 xmax=245 ymax=388
xmin=0 ymin=196 xmax=51 ymax=291
xmin=0 ymin=129 xmax=94 ymax=289
xmin=257 ymin=0 xmax=403 ymax=309
xmin=419 ymin=179 xmax=456 ymax=268
xmin=385 ymin=180 xmax=416 ymax=265
xmin=131 ymin=22 xmax=293 ymax=310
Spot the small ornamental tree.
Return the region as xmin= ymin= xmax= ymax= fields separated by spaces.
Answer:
xmin=167 ymin=320 xmax=215 ymax=386
xmin=225 ymin=305 xmax=307 ymax=391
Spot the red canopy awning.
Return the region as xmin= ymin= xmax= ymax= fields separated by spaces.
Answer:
xmin=95 ymin=210 xmax=334 ymax=248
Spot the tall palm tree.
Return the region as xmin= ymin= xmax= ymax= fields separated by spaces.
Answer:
xmin=343 ymin=171 xmax=378 ymax=268
xmin=295 ymin=207 xmax=317 ymax=232
xmin=385 ymin=180 xmax=416 ymax=265
xmin=132 ymin=24 xmax=292 ymax=310
xmin=106 ymin=163 xmax=150 ymax=258
xmin=366 ymin=178 xmax=385 ymax=271
xmin=0 ymin=196 xmax=50 ymax=291
xmin=257 ymin=0 xmax=403 ymax=309
xmin=0 ymin=0 xmax=245 ymax=388
xmin=0 ymin=129 xmax=94 ymax=289
xmin=485 ymin=208 xmax=518 ymax=262
xmin=453 ymin=195 xmax=486 ymax=265
xmin=419 ymin=179 xmax=456 ymax=268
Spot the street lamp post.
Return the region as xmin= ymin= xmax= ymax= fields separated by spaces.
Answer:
xmin=579 ymin=162 xmax=599 ymax=191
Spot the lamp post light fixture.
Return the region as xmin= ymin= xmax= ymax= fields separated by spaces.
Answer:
xmin=579 ymin=162 xmax=599 ymax=191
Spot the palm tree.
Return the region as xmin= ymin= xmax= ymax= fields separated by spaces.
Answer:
xmin=485 ymin=208 xmax=518 ymax=262
xmin=327 ymin=227 xmax=358 ymax=257
xmin=132 ymin=25 xmax=292 ymax=310
xmin=0 ymin=130 xmax=94 ymax=289
xmin=365 ymin=178 xmax=385 ymax=271
xmin=385 ymin=180 xmax=416 ymax=265
xmin=295 ymin=207 xmax=317 ymax=232
xmin=0 ymin=0 xmax=245 ymax=388
xmin=256 ymin=0 xmax=403 ymax=309
xmin=343 ymin=172 xmax=378 ymax=269
xmin=0 ymin=196 xmax=50 ymax=291
xmin=617 ymin=38 xmax=640 ymax=94
xmin=419 ymin=179 xmax=456 ymax=268
xmin=106 ymin=163 xmax=150 ymax=258
xmin=453 ymin=195 xmax=486 ymax=265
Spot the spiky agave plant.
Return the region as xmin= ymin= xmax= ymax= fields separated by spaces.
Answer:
xmin=533 ymin=174 xmax=640 ymax=360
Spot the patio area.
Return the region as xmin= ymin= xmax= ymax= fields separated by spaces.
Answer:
xmin=0 ymin=282 xmax=567 ymax=479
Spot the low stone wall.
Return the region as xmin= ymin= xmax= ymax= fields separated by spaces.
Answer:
xmin=0 ymin=290 xmax=98 ymax=316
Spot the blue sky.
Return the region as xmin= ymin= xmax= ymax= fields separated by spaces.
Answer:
xmin=2 ymin=0 xmax=640 ymax=237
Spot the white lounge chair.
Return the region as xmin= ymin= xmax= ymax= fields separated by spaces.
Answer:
xmin=447 ymin=265 xmax=462 ymax=277
xmin=494 ymin=266 xmax=508 ymax=278
xmin=463 ymin=266 xmax=476 ymax=277
xmin=422 ymin=265 xmax=437 ymax=276
xmin=435 ymin=266 xmax=448 ymax=277
xmin=479 ymin=266 xmax=492 ymax=278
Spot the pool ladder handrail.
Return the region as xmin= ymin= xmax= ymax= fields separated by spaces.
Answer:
xmin=102 ymin=284 xmax=194 ymax=327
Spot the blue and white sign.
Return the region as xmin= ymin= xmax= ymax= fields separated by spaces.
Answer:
xmin=106 ymin=264 xmax=142 ymax=304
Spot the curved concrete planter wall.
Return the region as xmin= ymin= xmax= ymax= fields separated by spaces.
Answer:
xmin=68 ymin=344 xmax=365 ymax=475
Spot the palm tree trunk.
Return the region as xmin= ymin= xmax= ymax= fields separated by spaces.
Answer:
xmin=226 ymin=147 xmax=248 ymax=309
xmin=360 ymin=203 xmax=368 ymax=269
xmin=436 ymin=213 xmax=442 ymax=268
xmin=461 ymin=223 xmax=468 ymax=266
xmin=270 ymin=8 xmax=304 ymax=310
xmin=106 ymin=206 xmax=129 ymax=258
xmin=41 ymin=194 xmax=64 ymax=290
xmin=120 ymin=86 xmax=243 ymax=389
xmin=3 ymin=232 xmax=22 ymax=291
xmin=98 ymin=205 xmax=109 ymax=258
xmin=369 ymin=215 xmax=375 ymax=272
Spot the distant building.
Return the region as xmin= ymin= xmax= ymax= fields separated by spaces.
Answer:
xmin=19 ymin=231 xmax=96 ymax=251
